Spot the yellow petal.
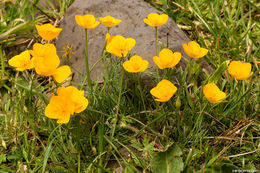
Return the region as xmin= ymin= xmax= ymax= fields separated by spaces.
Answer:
xmin=45 ymin=96 xmax=66 ymax=119
xmin=159 ymin=14 xmax=168 ymax=25
xmin=8 ymin=50 xmax=33 ymax=71
xmin=75 ymin=15 xmax=84 ymax=28
xmin=52 ymin=65 xmax=72 ymax=83
xmin=169 ymin=52 xmax=181 ymax=68
xmin=144 ymin=18 xmax=152 ymax=26
xmin=57 ymin=113 xmax=71 ymax=124
xmin=153 ymin=56 xmax=164 ymax=69
xmin=123 ymin=61 xmax=134 ymax=72
xmin=197 ymin=48 xmax=208 ymax=58
xmin=35 ymin=24 xmax=62 ymax=41
xmin=182 ymin=43 xmax=192 ymax=57
xmin=125 ymin=38 xmax=136 ymax=51
xmin=140 ymin=60 xmax=149 ymax=72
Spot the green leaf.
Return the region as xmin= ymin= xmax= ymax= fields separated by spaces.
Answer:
xmin=207 ymin=60 xmax=230 ymax=84
xmin=151 ymin=144 xmax=184 ymax=173
xmin=0 ymin=154 xmax=6 ymax=164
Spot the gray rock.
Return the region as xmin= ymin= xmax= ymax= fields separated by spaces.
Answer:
xmin=56 ymin=0 xmax=190 ymax=81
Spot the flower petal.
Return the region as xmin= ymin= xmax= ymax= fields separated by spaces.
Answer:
xmin=52 ymin=65 xmax=72 ymax=83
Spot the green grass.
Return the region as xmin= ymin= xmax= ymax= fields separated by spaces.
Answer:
xmin=0 ymin=0 xmax=260 ymax=172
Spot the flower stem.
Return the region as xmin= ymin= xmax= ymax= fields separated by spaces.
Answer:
xmin=84 ymin=29 xmax=92 ymax=93
xmin=112 ymin=63 xmax=124 ymax=137
xmin=138 ymin=73 xmax=147 ymax=115
xmin=155 ymin=27 xmax=160 ymax=82
xmin=98 ymin=114 xmax=104 ymax=173
xmin=0 ymin=46 xmax=5 ymax=79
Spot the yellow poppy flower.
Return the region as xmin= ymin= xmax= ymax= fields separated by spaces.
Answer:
xmin=106 ymin=35 xmax=136 ymax=57
xmin=30 ymin=43 xmax=71 ymax=83
xmin=98 ymin=16 xmax=122 ymax=28
xmin=45 ymin=86 xmax=88 ymax=124
xmin=203 ymin=83 xmax=226 ymax=104
xmin=35 ymin=24 xmax=62 ymax=41
xmin=143 ymin=13 xmax=168 ymax=27
xmin=182 ymin=41 xmax=208 ymax=58
xmin=75 ymin=14 xmax=100 ymax=29
xmin=153 ymin=48 xmax=181 ymax=69
xmin=8 ymin=50 xmax=34 ymax=71
xmin=228 ymin=61 xmax=253 ymax=80
xmin=123 ymin=55 xmax=149 ymax=73
xmin=45 ymin=96 xmax=74 ymax=124
xmin=150 ymin=79 xmax=177 ymax=102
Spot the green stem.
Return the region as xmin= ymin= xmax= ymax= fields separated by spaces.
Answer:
xmin=66 ymin=55 xmax=83 ymax=76
xmin=155 ymin=27 xmax=158 ymax=56
xmin=155 ymin=27 xmax=160 ymax=82
xmin=111 ymin=64 xmax=124 ymax=137
xmin=138 ymin=73 xmax=147 ymax=116
xmin=98 ymin=114 xmax=104 ymax=173
xmin=0 ymin=46 xmax=4 ymax=79
xmin=84 ymin=29 xmax=92 ymax=93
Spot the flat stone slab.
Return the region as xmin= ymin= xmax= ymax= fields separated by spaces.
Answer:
xmin=56 ymin=0 xmax=190 ymax=80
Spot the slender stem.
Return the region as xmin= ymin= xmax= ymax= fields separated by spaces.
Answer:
xmin=98 ymin=114 xmax=104 ymax=173
xmin=84 ymin=29 xmax=92 ymax=93
xmin=0 ymin=46 xmax=4 ymax=79
xmin=155 ymin=27 xmax=160 ymax=82
xmin=138 ymin=73 xmax=147 ymax=116
xmin=66 ymin=55 xmax=83 ymax=76
xmin=112 ymin=63 xmax=124 ymax=137
xmin=155 ymin=27 xmax=158 ymax=56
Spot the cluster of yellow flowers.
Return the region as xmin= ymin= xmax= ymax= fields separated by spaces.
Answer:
xmin=8 ymin=12 xmax=254 ymax=123
xmin=8 ymin=23 xmax=88 ymax=124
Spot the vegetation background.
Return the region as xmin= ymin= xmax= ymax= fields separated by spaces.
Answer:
xmin=0 ymin=0 xmax=259 ymax=172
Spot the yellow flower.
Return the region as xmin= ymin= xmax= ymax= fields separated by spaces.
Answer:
xmin=143 ymin=13 xmax=168 ymax=27
xmin=30 ymin=43 xmax=71 ymax=83
xmin=153 ymin=48 xmax=181 ymax=69
xmin=150 ymin=79 xmax=177 ymax=102
xmin=182 ymin=41 xmax=208 ymax=58
xmin=61 ymin=44 xmax=74 ymax=58
xmin=203 ymin=83 xmax=226 ymax=104
xmin=228 ymin=61 xmax=253 ymax=80
xmin=98 ymin=16 xmax=122 ymax=28
xmin=75 ymin=14 xmax=100 ymax=29
xmin=45 ymin=86 xmax=88 ymax=124
xmin=8 ymin=50 xmax=34 ymax=71
xmin=106 ymin=35 xmax=136 ymax=57
xmin=35 ymin=24 xmax=62 ymax=41
xmin=123 ymin=55 xmax=149 ymax=73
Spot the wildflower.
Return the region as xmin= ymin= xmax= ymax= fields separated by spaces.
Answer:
xmin=105 ymin=33 xmax=115 ymax=45
xmin=61 ymin=44 xmax=74 ymax=58
xmin=45 ymin=86 xmax=88 ymax=124
xmin=203 ymin=83 xmax=226 ymax=104
xmin=150 ymin=79 xmax=177 ymax=102
xmin=106 ymin=35 xmax=135 ymax=57
xmin=8 ymin=50 xmax=34 ymax=71
xmin=153 ymin=48 xmax=181 ymax=69
xmin=98 ymin=16 xmax=122 ymax=28
xmin=123 ymin=55 xmax=149 ymax=73
xmin=143 ymin=13 xmax=168 ymax=27
xmin=182 ymin=41 xmax=208 ymax=58
xmin=228 ymin=61 xmax=253 ymax=80
xmin=75 ymin=14 xmax=100 ymax=29
xmin=30 ymin=43 xmax=71 ymax=83
xmin=35 ymin=24 xmax=62 ymax=41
